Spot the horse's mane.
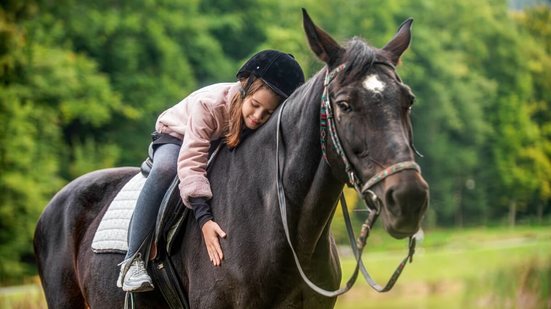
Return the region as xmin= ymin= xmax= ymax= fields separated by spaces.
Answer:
xmin=279 ymin=38 xmax=380 ymax=116
xmin=341 ymin=37 xmax=379 ymax=84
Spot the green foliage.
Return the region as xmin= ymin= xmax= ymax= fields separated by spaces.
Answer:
xmin=0 ymin=0 xmax=132 ymax=282
xmin=0 ymin=96 xmax=60 ymax=282
xmin=400 ymin=1 xmax=499 ymax=225
xmin=512 ymin=6 xmax=551 ymax=203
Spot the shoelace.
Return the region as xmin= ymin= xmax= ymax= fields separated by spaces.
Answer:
xmin=129 ymin=260 xmax=146 ymax=276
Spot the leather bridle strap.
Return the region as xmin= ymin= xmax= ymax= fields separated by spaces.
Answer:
xmin=276 ymin=99 xmax=416 ymax=297
xmin=320 ymin=62 xmax=420 ymax=292
xmin=275 ymin=63 xmax=421 ymax=297
xmin=340 ymin=194 xmax=416 ymax=292
xmin=276 ymin=99 xmax=362 ymax=297
xmin=361 ymin=161 xmax=421 ymax=196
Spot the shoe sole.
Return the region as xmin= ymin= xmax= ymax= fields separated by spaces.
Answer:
xmin=123 ymin=282 xmax=155 ymax=293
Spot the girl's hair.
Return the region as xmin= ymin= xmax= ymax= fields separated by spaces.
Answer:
xmin=225 ymin=78 xmax=281 ymax=148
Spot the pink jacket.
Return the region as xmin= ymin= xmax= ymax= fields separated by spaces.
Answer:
xmin=155 ymin=82 xmax=241 ymax=208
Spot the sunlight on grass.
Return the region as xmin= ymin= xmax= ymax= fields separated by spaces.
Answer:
xmin=334 ymin=226 xmax=551 ymax=309
xmin=0 ymin=282 xmax=46 ymax=309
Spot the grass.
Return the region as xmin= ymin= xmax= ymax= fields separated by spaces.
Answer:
xmin=334 ymin=225 xmax=551 ymax=309
xmin=0 ymin=281 xmax=46 ymax=309
xmin=1 ymin=225 xmax=550 ymax=308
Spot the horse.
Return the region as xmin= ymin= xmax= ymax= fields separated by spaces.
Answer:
xmin=34 ymin=9 xmax=429 ymax=308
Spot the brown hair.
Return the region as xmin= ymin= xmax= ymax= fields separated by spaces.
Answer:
xmin=225 ymin=78 xmax=281 ymax=148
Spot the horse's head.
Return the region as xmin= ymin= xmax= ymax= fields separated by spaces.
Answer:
xmin=303 ymin=10 xmax=429 ymax=239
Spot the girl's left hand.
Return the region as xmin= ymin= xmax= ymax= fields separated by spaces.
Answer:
xmin=201 ymin=220 xmax=227 ymax=266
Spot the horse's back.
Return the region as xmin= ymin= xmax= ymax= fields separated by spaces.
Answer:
xmin=34 ymin=167 xmax=138 ymax=308
xmin=35 ymin=167 xmax=138 ymax=242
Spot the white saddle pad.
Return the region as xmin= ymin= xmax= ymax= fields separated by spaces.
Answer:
xmin=91 ymin=173 xmax=146 ymax=253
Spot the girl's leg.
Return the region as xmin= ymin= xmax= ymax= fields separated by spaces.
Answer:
xmin=119 ymin=143 xmax=179 ymax=292
xmin=126 ymin=143 xmax=180 ymax=259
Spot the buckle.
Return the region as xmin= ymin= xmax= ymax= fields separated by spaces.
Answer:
xmin=362 ymin=190 xmax=381 ymax=215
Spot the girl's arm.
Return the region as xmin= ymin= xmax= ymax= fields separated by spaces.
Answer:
xmin=190 ymin=197 xmax=226 ymax=266
xmin=177 ymin=99 xmax=227 ymax=266
xmin=176 ymin=99 xmax=221 ymax=207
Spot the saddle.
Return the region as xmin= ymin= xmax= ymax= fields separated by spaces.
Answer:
xmin=137 ymin=139 xmax=224 ymax=309
xmin=147 ymin=175 xmax=190 ymax=309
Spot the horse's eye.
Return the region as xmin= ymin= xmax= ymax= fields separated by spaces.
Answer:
xmin=336 ymin=101 xmax=352 ymax=112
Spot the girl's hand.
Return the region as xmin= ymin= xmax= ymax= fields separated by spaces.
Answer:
xmin=201 ymin=220 xmax=227 ymax=266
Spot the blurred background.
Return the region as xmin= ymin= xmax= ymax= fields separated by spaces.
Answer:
xmin=1 ymin=0 xmax=550 ymax=308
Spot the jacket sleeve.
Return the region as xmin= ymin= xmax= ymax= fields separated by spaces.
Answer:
xmin=177 ymin=99 xmax=218 ymax=208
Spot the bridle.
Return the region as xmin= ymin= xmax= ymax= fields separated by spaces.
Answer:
xmin=276 ymin=61 xmax=422 ymax=297
xmin=320 ymin=62 xmax=421 ymax=198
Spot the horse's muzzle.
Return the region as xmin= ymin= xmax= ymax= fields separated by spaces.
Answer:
xmin=380 ymin=170 xmax=429 ymax=238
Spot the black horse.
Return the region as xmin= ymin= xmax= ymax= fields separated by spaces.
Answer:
xmin=34 ymin=10 xmax=429 ymax=308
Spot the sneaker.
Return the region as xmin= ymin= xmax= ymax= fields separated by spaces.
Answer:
xmin=119 ymin=256 xmax=154 ymax=292
xmin=116 ymin=258 xmax=131 ymax=288
xmin=117 ymin=264 xmax=125 ymax=288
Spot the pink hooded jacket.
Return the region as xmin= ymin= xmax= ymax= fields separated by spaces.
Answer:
xmin=155 ymin=82 xmax=241 ymax=208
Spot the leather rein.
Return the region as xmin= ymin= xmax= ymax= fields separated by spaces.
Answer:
xmin=275 ymin=62 xmax=421 ymax=297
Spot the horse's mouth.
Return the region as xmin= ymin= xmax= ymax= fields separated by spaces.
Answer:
xmin=381 ymin=183 xmax=429 ymax=239
xmin=387 ymin=228 xmax=414 ymax=239
xmin=383 ymin=214 xmax=424 ymax=239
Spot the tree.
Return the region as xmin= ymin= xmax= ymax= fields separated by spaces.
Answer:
xmin=33 ymin=0 xmax=209 ymax=164
xmin=511 ymin=5 xmax=551 ymax=222
xmin=0 ymin=0 xmax=131 ymax=282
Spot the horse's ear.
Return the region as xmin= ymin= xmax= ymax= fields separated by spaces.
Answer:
xmin=382 ymin=18 xmax=413 ymax=65
xmin=302 ymin=8 xmax=344 ymax=67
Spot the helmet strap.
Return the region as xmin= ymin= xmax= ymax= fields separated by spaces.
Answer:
xmin=241 ymin=75 xmax=256 ymax=99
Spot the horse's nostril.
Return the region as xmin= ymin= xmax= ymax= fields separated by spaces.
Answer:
xmin=385 ymin=188 xmax=401 ymax=216
xmin=387 ymin=182 xmax=428 ymax=215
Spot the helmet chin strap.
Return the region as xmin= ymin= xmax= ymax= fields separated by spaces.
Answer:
xmin=240 ymin=75 xmax=256 ymax=99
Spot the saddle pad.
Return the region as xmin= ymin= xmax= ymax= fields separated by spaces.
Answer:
xmin=91 ymin=172 xmax=146 ymax=253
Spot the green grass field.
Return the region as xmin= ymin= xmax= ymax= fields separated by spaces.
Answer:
xmin=335 ymin=226 xmax=551 ymax=309
xmin=1 ymin=226 xmax=550 ymax=309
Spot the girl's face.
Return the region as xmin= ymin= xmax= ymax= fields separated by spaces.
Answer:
xmin=241 ymin=88 xmax=280 ymax=130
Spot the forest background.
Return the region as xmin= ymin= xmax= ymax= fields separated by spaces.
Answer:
xmin=1 ymin=0 xmax=550 ymax=284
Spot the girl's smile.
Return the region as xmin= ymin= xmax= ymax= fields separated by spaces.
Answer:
xmin=247 ymin=116 xmax=260 ymax=128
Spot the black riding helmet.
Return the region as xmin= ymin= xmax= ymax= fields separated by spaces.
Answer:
xmin=237 ymin=50 xmax=305 ymax=99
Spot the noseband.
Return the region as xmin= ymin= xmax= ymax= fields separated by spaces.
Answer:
xmin=275 ymin=61 xmax=422 ymax=297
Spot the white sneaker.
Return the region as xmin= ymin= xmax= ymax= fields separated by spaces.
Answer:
xmin=117 ymin=264 xmax=125 ymax=288
xmin=117 ymin=256 xmax=154 ymax=292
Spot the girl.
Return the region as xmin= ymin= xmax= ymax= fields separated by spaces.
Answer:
xmin=117 ymin=50 xmax=305 ymax=292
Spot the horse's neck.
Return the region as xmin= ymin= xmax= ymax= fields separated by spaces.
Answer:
xmin=279 ymin=73 xmax=344 ymax=256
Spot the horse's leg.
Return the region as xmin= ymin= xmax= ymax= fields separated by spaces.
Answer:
xmin=34 ymin=195 xmax=87 ymax=308
xmin=66 ymin=168 xmax=168 ymax=308
xmin=77 ymin=249 xmax=127 ymax=308
xmin=34 ymin=168 xmax=140 ymax=308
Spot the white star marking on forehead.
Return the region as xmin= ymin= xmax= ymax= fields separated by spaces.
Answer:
xmin=362 ymin=74 xmax=386 ymax=94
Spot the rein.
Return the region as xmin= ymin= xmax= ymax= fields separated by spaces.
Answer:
xmin=276 ymin=62 xmax=421 ymax=297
